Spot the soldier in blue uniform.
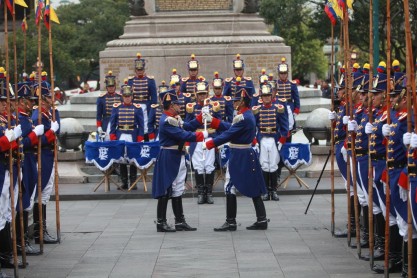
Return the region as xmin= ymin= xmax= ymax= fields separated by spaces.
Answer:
xmin=276 ymin=60 xmax=300 ymax=137
xmin=210 ymin=72 xmax=233 ymax=123
xmin=15 ymin=79 xmax=42 ymax=256
xmin=252 ymin=83 xmax=288 ymax=201
xmin=110 ymin=86 xmax=145 ymax=190
xmin=152 ymin=89 xmax=209 ymax=232
xmin=171 ymin=69 xmax=192 ymax=120
xmin=96 ymin=71 xmax=122 ymax=140
xmin=185 ymin=79 xmax=221 ymax=204
xmin=31 ymin=81 xmax=60 ymax=245
xmin=180 ymin=54 xmax=201 ymax=102
xmin=203 ymin=85 xmax=268 ymax=231
xmin=127 ymin=53 xmax=157 ymax=140
xmin=224 ymin=54 xmax=255 ymax=100
xmin=148 ymin=81 xmax=169 ymax=142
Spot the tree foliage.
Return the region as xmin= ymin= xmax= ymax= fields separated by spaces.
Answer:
xmin=8 ymin=0 xmax=129 ymax=89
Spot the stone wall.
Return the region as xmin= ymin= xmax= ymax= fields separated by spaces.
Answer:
xmin=155 ymin=0 xmax=233 ymax=11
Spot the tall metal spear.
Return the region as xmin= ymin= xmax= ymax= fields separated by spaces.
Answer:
xmin=330 ymin=21 xmax=335 ymax=236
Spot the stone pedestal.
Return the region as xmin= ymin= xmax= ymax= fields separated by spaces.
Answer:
xmin=99 ymin=0 xmax=290 ymax=88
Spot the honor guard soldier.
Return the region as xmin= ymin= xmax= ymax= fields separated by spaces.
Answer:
xmin=180 ymin=54 xmax=201 ymax=102
xmin=96 ymin=71 xmax=122 ymax=140
xmin=31 ymin=81 xmax=60 ymax=245
xmin=203 ymin=85 xmax=269 ymax=231
xmin=120 ymin=78 xmax=129 ymax=93
xmin=253 ymin=83 xmax=288 ymax=201
xmin=152 ymin=89 xmax=210 ymax=232
xmin=148 ymin=81 xmax=169 ymax=141
xmin=251 ymin=69 xmax=269 ymax=106
xmin=224 ymin=54 xmax=255 ymax=100
xmin=128 ymin=53 xmax=157 ymax=140
xmin=276 ymin=59 xmax=300 ymax=137
xmin=15 ymin=78 xmax=42 ymax=256
xmin=185 ymin=79 xmax=221 ymax=204
xmin=110 ymin=86 xmax=145 ymax=190
xmin=171 ymin=69 xmax=191 ymax=119
xmin=210 ymin=72 xmax=233 ymax=123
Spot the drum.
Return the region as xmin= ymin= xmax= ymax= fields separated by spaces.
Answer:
xmin=280 ymin=143 xmax=312 ymax=170
xmin=85 ymin=140 xmax=125 ymax=171
xmin=125 ymin=141 xmax=160 ymax=169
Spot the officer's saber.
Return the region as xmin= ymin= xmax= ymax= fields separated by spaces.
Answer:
xmin=203 ymin=118 xmax=207 ymax=160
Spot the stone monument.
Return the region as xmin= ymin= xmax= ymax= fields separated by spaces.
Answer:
xmin=99 ymin=0 xmax=291 ymax=88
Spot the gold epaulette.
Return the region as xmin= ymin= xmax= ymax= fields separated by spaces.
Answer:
xmin=99 ymin=92 xmax=106 ymax=97
xmin=275 ymin=104 xmax=285 ymax=113
xmin=147 ymin=75 xmax=154 ymax=79
xmin=244 ymin=77 xmax=252 ymax=81
xmin=232 ymin=114 xmax=244 ymax=124
xmin=182 ymin=77 xmax=189 ymax=82
xmin=151 ymin=104 xmax=159 ymax=109
xmin=113 ymin=103 xmax=121 ymax=108
xmin=252 ymin=105 xmax=261 ymax=115
xmin=133 ymin=103 xmax=142 ymax=109
xmin=166 ymin=116 xmax=179 ymax=127
xmin=225 ymin=77 xmax=232 ymax=82
xmin=183 ymin=93 xmax=192 ymax=98
xmin=224 ymin=96 xmax=232 ymax=101
xmin=211 ymin=101 xmax=220 ymax=112
xmin=186 ymin=102 xmax=196 ymax=113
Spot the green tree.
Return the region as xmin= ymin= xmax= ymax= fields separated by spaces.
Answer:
xmin=9 ymin=0 xmax=129 ymax=89
xmin=259 ymin=0 xmax=328 ymax=82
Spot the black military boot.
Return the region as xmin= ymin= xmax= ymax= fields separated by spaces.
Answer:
xmin=372 ymin=224 xmax=403 ymax=274
xmin=119 ymin=164 xmax=128 ymax=190
xmin=362 ymin=212 xmax=386 ymax=261
xmin=214 ymin=194 xmax=237 ymax=231
xmin=334 ymin=195 xmax=356 ymax=238
xmin=351 ymin=206 xmax=369 ymax=249
xmin=270 ymin=170 xmax=280 ymax=201
xmin=402 ymin=241 xmax=408 ymax=278
xmin=34 ymin=204 xmax=58 ymax=244
xmin=156 ymin=196 xmax=176 ymax=232
xmin=129 ymin=165 xmax=138 ymax=190
xmin=261 ymin=171 xmax=270 ymax=201
xmin=172 ymin=196 xmax=197 ymax=231
xmin=205 ymin=172 xmax=215 ymax=204
xmin=0 ymin=222 xmax=25 ymax=269
xmin=195 ymin=172 xmax=206 ymax=204
xmin=17 ymin=211 xmax=41 ymax=256
xmin=247 ymin=196 xmax=269 ymax=230
xmin=411 ymin=238 xmax=417 ymax=278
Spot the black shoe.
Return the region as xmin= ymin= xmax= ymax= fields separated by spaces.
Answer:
xmin=0 ymin=255 xmax=26 ymax=269
xmin=35 ymin=229 xmax=59 ymax=244
xmin=350 ymin=238 xmax=369 ymax=249
xmin=197 ymin=194 xmax=205 ymax=204
xmin=271 ymin=191 xmax=279 ymax=201
xmin=372 ymin=258 xmax=403 ymax=274
xmin=175 ymin=222 xmax=197 ymax=231
xmin=261 ymin=193 xmax=270 ymax=201
xmin=0 ymin=271 xmax=11 ymax=278
xmin=246 ymin=219 xmax=269 ymax=230
xmin=17 ymin=241 xmax=42 ymax=256
xmin=156 ymin=221 xmax=176 ymax=232
xmin=206 ymin=194 xmax=214 ymax=204
xmin=334 ymin=228 xmax=356 ymax=238
xmin=214 ymin=221 xmax=237 ymax=232
xmin=361 ymin=247 xmax=385 ymax=261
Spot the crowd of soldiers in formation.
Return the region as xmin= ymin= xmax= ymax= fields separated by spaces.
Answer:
xmin=329 ymin=58 xmax=417 ymax=276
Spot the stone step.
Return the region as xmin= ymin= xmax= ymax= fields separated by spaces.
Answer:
xmin=70 ymin=91 xmax=102 ymax=104
xmin=299 ymin=97 xmax=331 ymax=113
xmin=297 ymin=87 xmax=322 ymax=98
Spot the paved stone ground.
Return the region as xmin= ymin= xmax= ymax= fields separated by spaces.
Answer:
xmin=4 ymin=189 xmax=402 ymax=278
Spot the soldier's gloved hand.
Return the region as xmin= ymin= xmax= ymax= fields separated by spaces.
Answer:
xmin=97 ymin=126 xmax=103 ymax=134
xmin=365 ymin=122 xmax=374 ymax=135
xmin=185 ymin=146 xmax=190 ymax=154
xmin=347 ymin=120 xmax=358 ymax=132
xmin=382 ymin=124 xmax=391 ymax=137
xmin=203 ymin=131 xmax=209 ymax=139
xmin=410 ymin=133 xmax=417 ymax=149
xmin=341 ymin=146 xmax=347 ymax=162
xmin=202 ymin=142 xmax=207 ymax=150
xmin=34 ymin=124 xmax=44 ymax=136
xmin=5 ymin=129 xmax=15 ymax=143
xmin=13 ymin=125 xmax=22 ymax=138
xmin=399 ymin=187 xmax=408 ymax=202
xmin=201 ymin=106 xmax=210 ymax=115
xmin=342 ymin=116 xmax=349 ymax=125
xmin=403 ymin=132 xmax=412 ymax=146
xmin=50 ymin=121 xmax=59 ymax=133
xmin=328 ymin=111 xmax=337 ymax=121
xmin=203 ymin=112 xmax=213 ymax=123
xmin=176 ymin=116 xmax=184 ymax=127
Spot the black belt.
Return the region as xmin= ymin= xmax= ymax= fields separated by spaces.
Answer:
xmin=355 ymin=149 xmax=368 ymax=156
xmin=387 ymin=160 xmax=406 ymax=169
xmin=409 ymin=166 xmax=417 ymax=175
xmin=260 ymin=127 xmax=276 ymax=133
xmin=371 ymin=153 xmax=386 ymax=160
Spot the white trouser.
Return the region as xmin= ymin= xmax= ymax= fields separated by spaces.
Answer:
xmin=349 ymin=158 xmax=366 ymax=206
xmin=356 ymin=161 xmax=380 ymax=212
xmin=0 ymin=171 xmax=11 ymax=230
xmin=139 ymin=103 xmax=148 ymax=134
xmin=172 ymin=156 xmax=187 ymax=197
xmin=104 ymin=122 xmax=111 ymax=141
xmin=224 ymin=166 xmax=237 ymax=195
xmin=40 ymin=164 xmax=55 ymax=205
xmin=192 ymin=139 xmax=215 ymax=174
xmin=287 ymin=105 xmax=295 ymax=130
xmin=259 ymin=137 xmax=280 ymax=172
xmin=376 ymin=181 xmax=397 ymax=226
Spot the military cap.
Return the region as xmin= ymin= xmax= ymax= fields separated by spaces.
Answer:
xmin=159 ymin=80 xmax=169 ymax=93
xmin=212 ymin=72 xmax=223 ymax=88
xmin=233 ymin=54 xmax=244 ymax=70
xmin=196 ymin=78 xmax=209 ymax=94
xmin=134 ymin=53 xmax=146 ymax=70
xmin=105 ymin=70 xmax=116 ymax=87
xmin=187 ymin=54 xmax=199 ymax=70
xmin=260 ymin=83 xmax=272 ymax=96
xmin=160 ymin=89 xmax=180 ymax=106
xmin=34 ymin=81 xmax=52 ymax=98
xmin=170 ymin=68 xmax=181 ymax=85
xmin=121 ymin=85 xmax=133 ymax=96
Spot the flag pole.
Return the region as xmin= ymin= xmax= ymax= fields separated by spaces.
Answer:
xmin=330 ymin=22 xmax=335 ymax=236
xmin=23 ymin=9 xmax=27 ymax=73
xmin=4 ymin=3 xmax=19 ymax=276
xmin=47 ymin=5 xmax=61 ymax=243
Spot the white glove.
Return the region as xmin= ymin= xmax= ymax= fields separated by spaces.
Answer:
xmin=5 ymin=129 xmax=15 ymax=142
xmin=342 ymin=116 xmax=349 ymax=125
xmin=403 ymin=132 xmax=412 ymax=146
xmin=202 ymin=142 xmax=207 ymax=150
xmin=34 ymin=124 xmax=44 ymax=136
xmin=252 ymin=143 xmax=259 ymax=153
xmin=277 ymin=142 xmax=283 ymax=151
xmin=341 ymin=146 xmax=347 ymax=162
xmin=13 ymin=125 xmax=22 ymax=138
xmin=97 ymin=126 xmax=103 ymax=134
xmin=410 ymin=133 xmax=417 ymax=149
xmin=201 ymin=106 xmax=210 ymax=114
xmin=176 ymin=116 xmax=184 ymax=127
xmin=382 ymin=124 xmax=391 ymax=137
xmin=399 ymin=187 xmax=408 ymax=202
xmin=203 ymin=130 xmax=209 ymax=139
xmin=365 ymin=122 xmax=374 ymax=135
xmin=185 ymin=145 xmax=190 ymax=154
xmin=50 ymin=121 xmax=59 ymax=133
xmin=328 ymin=111 xmax=337 ymax=121
xmin=347 ymin=120 xmax=358 ymax=132
xmin=293 ymin=113 xmax=297 ymax=120
xmin=203 ymin=112 xmax=213 ymax=123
